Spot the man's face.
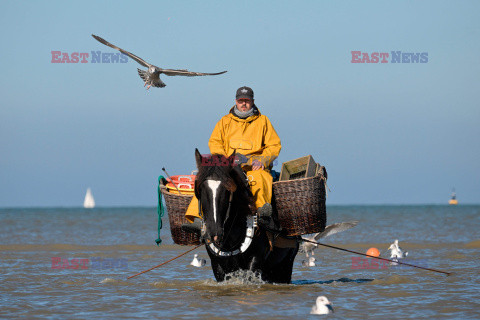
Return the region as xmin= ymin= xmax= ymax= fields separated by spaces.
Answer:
xmin=235 ymin=98 xmax=254 ymax=112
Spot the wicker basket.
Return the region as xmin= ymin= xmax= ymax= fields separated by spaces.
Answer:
xmin=160 ymin=186 xmax=201 ymax=245
xmin=273 ymin=173 xmax=326 ymax=236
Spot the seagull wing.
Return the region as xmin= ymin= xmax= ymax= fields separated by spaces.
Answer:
xmin=91 ymin=34 xmax=152 ymax=68
xmin=161 ymin=69 xmax=227 ymax=77
xmin=314 ymin=221 xmax=359 ymax=241
xmin=299 ymin=241 xmax=316 ymax=253
xmin=300 ymin=234 xmax=317 ymax=252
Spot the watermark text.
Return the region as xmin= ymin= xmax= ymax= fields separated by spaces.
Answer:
xmin=351 ymin=51 xmax=428 ymax=63
xmin=51 ymin=257 xmax=128 ymax=269
xmin=51 ymin=51 xmax=129 ymax=63
xmin=351 ymin=257 xmax=429 ymax=270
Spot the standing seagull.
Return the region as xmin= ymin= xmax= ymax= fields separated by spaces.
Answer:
xmin=190 ymin=254 xmax=206 ymax=267
xmin=301 ymin=257 xmax=316 ymax=267
xmin=91 ymin=34 xmax=227 ymax=89
xmin=388 ymin=239 xmax=408 ymax=259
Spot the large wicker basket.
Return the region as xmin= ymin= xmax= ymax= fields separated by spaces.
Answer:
xmin=161 ymin=172 xmax=327 ymax=242
xmin=273 ymin=174 xmax=327 ymax=236
xmin=160 ymin=186 xmax=201 ymax=245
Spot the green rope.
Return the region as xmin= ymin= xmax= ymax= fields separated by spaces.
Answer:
xmin=155 ymin=175 xmax=165 ymax=246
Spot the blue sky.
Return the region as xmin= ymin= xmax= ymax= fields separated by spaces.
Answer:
xmin=0 ymin=1 xmax=479 ymax=206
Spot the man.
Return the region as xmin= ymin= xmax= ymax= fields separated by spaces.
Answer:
xmin=182 ymin=86 xmax=281 ymax=234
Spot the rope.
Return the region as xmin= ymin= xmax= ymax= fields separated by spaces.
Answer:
xmin=128 ymin=244 xmax=202 ymax=279
xmin=301 ymin=238 xmax=451 ymax=276
xmin=155 ymin=175 xmax=165 ymax=246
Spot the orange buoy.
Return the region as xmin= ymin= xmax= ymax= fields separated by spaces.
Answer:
xmin=449 ymin=199 xmax=458 ymax=205
xmin=366 ymin=247 xmax=380 ymax=257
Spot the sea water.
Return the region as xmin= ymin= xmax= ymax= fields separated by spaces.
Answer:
xmin=1 ymin=205 xmax=479 ymax=319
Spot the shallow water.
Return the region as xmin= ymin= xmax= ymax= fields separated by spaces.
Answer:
xmin=1 ymin=205 xmax=479 ymax=319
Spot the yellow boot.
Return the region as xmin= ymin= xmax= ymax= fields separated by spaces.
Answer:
xmin=244 ymin=169 xmax=273 ymax=209
xmin=182 ymin=195 xmax=203 ymax=235
xmin=245 ymin=169 xmax=280 ymax=232
xmin=185 ymin=195 xmax=201 ymax=223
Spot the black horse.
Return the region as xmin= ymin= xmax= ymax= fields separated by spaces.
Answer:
xmin=193 ymin=149 xmax=299 ymax=283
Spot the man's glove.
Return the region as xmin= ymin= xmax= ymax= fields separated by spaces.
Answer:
xmin=234 ymin=154 xmax=248 ymax=165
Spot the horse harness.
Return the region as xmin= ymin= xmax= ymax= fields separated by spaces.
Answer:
xmin=200 ymin=170 xmax=258 ymax=257
xmin=199 ymin=169 xmax=297 ymax=257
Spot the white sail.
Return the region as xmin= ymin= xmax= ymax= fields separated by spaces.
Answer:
xmin=83 ymin=188 xmax=95 ymax=208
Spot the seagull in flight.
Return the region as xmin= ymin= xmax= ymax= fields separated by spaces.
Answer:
xmin=300 ymin=220 xmax=359 ymax=257
xmin=91 ymin=34 xmax=227 ymax=89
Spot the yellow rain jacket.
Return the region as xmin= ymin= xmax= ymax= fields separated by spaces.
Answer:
xmin=185 ymin=106 xmax=281 ymax=222
xmin=208 ymin=106 xmax=281 ymax=168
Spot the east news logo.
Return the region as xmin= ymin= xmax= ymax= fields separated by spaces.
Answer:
xmin=51 ymin=51 xmax=129 ymax=63
xmin=351 ymin=51 xmax=428 ymax=63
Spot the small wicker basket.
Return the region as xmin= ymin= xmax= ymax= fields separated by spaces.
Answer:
xmin=160 ymin=186 xmax=201 ymax=245
xmin=273 ymin=173 xmax=327 ymax=236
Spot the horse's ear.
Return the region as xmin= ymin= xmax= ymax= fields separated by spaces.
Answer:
xmin=195 ymin=148 xmax=202 ymax=170
xmin=228 ymin=150 xmax=237 ymax=168
xmin=230 ymin=165 xmax=256 ymax=214
xmin=194 ymin=179 xmax=201 ymax=199
xmin=230 ymin=165 xmax=248 ymax=191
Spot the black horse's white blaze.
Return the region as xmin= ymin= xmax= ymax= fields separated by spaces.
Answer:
xmin=206 ymin=179 xmax=221 ymax=223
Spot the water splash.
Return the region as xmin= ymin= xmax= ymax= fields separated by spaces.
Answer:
xmin=222 ymin=270 xmax=266 ymax=285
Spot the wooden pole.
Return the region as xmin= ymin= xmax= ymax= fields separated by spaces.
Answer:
xmin=162 ymin=167 xmax=182 ymax=195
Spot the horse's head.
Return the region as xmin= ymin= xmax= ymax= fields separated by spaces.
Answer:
xmin=194 ymin=149 xmax=256 ymax=252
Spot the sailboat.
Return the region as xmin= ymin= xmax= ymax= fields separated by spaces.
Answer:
xmin=449 ymin=188 xmax=458 ymax=205
xmin=83 ymin=188 xmax=95 ymax=208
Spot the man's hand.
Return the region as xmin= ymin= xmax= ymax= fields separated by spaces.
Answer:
xmin=252 ymin=159 xmax=264 ymax=171
xmin=234 ymin=154 xmax=248 ymax=165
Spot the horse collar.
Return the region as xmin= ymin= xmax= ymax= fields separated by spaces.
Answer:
xmin=206 ymin=215 xmax=257 ymax=257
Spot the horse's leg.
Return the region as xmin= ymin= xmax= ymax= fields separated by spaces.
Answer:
xmin=245 ymin=232 xmax=273 ymax=281
xmin=210 ymin=260 xmax=226 ymax=282
xmin=276 ymin=248 xmax=298 ymax=283
xmin=207 ymin=250 xmax=227 ymax=282
xmin=263 ymin=246 xmax=299 ymax=284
